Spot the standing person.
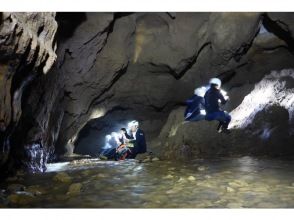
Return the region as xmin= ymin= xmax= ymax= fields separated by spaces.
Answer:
xmin=204 ymin=78 xmax=231 ymax=134
xmin=126 ymin=120 xmax=147 ymax=158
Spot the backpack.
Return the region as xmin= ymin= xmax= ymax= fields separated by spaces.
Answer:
xmin=115 ymin=144 xmax=131 ymax=160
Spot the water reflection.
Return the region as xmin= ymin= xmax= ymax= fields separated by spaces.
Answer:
xmin=1 ymin=156 xmax=294 ymax=208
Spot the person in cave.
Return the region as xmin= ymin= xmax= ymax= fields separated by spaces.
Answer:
xmin=118 ymin=128 xmax=132 ymax=144
xmin=114 ymin=128 xmax=133 ymax=160
xmin=184 ymin=87 xmax=207 ymax=122
xmin=99 ymin=128 xmax=133 ymax=160
xmin=99 ymin=132 xmax=121 ymax=160
xmin=204 ymin=78 xmax=231 ymax=134
xmin=125 ymin=120 xmax=147 ymax=159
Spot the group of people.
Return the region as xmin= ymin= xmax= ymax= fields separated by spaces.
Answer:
xmin=184 ymin=77 xmax=232 ymax=134
xmin=99 ymin=120 xmax=147 ymax=160
xmin=98 ymin=77 xmax=230 ymax=161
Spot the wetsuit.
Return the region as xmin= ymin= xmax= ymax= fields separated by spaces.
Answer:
xmin=184 ymin=95 xmax=206 ymax=121
xmin=204 ymin=86 xmax=231 ymax=129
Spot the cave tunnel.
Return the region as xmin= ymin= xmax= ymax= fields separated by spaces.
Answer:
xmin=1 ymin=12 xmax=294 ymax=208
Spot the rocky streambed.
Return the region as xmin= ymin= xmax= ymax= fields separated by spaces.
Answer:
xmin=0 ymin=156 xmax=294 ymax=208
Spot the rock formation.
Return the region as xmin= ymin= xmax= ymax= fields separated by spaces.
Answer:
xmin=0 ymin=12 xmax=57 ymax=174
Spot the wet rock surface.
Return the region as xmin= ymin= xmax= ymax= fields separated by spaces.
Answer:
xmin=0 ymin=156 xmax=294 ymax=208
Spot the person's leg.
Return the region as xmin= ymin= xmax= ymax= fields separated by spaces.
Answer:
xmin=206 ymin=111 xmax=231 ymax=133
xmin=189 ymin=113 xmax=206 ymax=122
xmin=221 ymin=111 xmax=231 ymax=129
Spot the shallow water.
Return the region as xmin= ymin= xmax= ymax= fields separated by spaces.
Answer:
xmin=1 ymin=156 xmax=294 ymax=208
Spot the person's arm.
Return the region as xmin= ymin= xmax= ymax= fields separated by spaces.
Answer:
xmin=218 ymin=91 xmax=227 ymax=105
xmin=186 ymin=97 xmax=195 ymax=104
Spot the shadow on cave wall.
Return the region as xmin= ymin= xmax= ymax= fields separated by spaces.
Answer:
xmin=55 ymin=13 xmax=87 ymax=43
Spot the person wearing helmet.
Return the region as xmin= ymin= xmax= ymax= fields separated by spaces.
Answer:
xmin=125 ymin=120 xmax=147 ymax=158
xmin=204 ymin=78 xmax=231 ymax=134
xmin=184 ymin=87 xmax=206 ymax=121
xmin=99 ymin=134 xmax=119 ymax=160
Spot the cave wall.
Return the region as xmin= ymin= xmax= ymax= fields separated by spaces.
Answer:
xmin=0 ymin=12 xmax=58 ymax=174
xmin=1 ymin=12 xmax=294 ymax=173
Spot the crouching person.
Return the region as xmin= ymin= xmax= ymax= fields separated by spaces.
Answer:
xmin=184 ymin=87 xmax=206 ymax=122
xmin=126 ymin=120 xmax=147 ymax=159
xmin=99 ymin=132 xmax=121 ymax=160
xmin=204 ymin=78 xmax=231 ymax=134
xmin=114 ymin=128 xmax=132 ymax=160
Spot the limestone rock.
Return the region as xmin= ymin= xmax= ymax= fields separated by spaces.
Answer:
xmin=0 ymin=12 xmax=58 ymax=172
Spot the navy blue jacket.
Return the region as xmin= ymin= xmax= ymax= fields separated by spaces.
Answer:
xmin=130 ymin=129 xmax=147 ymax=155
xmin=204 ymin=87 xmax=227 ymax=113
xmin=184 ymin=95 xmax=205 ymax=120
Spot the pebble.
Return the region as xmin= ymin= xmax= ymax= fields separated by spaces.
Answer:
xmin=8 ymin=193 xmax=34 ymax=205
xmin=252 ymin=186 xmax=269 ymax=192
xmin=198 ymin=166 xmax=206 ymax=171
xmin=228 ymin=180 xmax=248 ymax=188
xmin=26 ymin=185 xmax=46 ymax=196
xmin=67 ymin=183 xmax=82 ymax=196
xmin=187 ymin=176 xmax=196 ymax=181
xmin=177 ymin=177 xmax=187 ymax=183
xmin=166 ymin=188 xmax=180 ymax=194
xmin=53 ymin=172 xmax=72 ymax=183
xmin=226 ymin=187 xmax=235 ymax=193
xmin=152 ymin=157 xmax=160 ymax=162
xmin=142 ymin=158 xmax=151 ymax=163
xmin=163 ymin=174 xmax=174 ymax=179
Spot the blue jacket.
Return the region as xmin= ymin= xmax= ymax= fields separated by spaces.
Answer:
xmin=204 ymin=87 xmax=227 ymax=113
xmin=184 ymin=95 xmax=205 ymax=120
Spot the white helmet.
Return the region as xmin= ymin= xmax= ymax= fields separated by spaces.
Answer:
xmin=194 ymin=86 xmax=207 ymax=97
xmin=128 ymin=120 xmax=139 ymax=128
xmin=209 ymin=78 xmax=222 ymax=88
xmin=105 ymin=134 xmax=112 ymax=141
